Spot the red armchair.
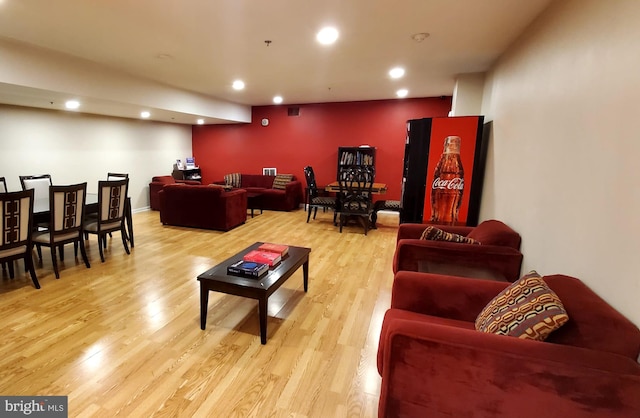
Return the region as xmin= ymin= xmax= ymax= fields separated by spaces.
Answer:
xmin=149 ymin=175 xmax=200 ymax=210
xmin=377 ymin=271 xmax=640 ymax=418
xmin=393 ymin=220 xmax=523 ymax=282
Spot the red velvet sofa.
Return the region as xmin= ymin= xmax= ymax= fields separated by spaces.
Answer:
xmin=394 ymin=220 xmax=523 ymax=282
xmin=214 ymin=174 xmax=303 ymax=211
xmin=377 ymin=271 xmax=640 ymax=418
xmin=149 ymin=175 xmax=200 ymax=210
xmin=158 ymin=184 xmax=247 ymax=231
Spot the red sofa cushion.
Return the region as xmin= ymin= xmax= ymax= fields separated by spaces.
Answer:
xmin=543 ymin=275 xmax=640 ymax=358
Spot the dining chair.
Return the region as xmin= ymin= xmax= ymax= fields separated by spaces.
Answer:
xmin=19 ymin=174 xmax=53 ymax=231
xmin=103 ymin=173 xmax=130 ymax=241
xmin=336 ymin=166 xmax=374 ymax=235
xmin=107 ymin=172 xmax=129 ymax=180
xmin=0 ymin=178 xmax=5 ymax=271
xmin=0 ymin=189 xmax=41 ymax=289
xmin=19 ymin=174 xmax=52 ymax=202
xmin=303 ymin=166 xmax=337 ymax=224
xmin=32 ymin=183 xmax=90 ymax=279
xmin=83 ymin=178 xmax=130 ymax=262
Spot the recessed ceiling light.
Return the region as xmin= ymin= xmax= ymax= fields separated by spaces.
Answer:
xmin=232 ymin=80 xmax=245 ymax=90
xmin=65 ymin=100 xmax=80 ymax=110
xmin=273 ymin=96 xmax=283 ymax=104
xmin=316 ymin=27 xmax=339 ymax=45
xmin=396 ymin=89 xmax=409 ymax=98
xmin=389 ymin=67 xmax=405 ymax=79
xmin=140 ymin=111 xmax=151 ymax=118
xmin=197 ymin=119 xmax=205 ymax=125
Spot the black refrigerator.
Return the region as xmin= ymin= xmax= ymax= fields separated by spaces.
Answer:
xmin=400 ymin=116 xmax=490 ymax=226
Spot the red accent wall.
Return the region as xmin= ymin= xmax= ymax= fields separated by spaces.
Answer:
xmin=192 ymin=97 xmax=451 ymax=201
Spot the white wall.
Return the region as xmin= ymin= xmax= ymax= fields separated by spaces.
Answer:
xmin=480 ymin=0 xmax=640 ymax=327
xmin=0 ymin=105 xmax=192 ymax=210
xmin=451 ymin=73 xmax=485 ymax=116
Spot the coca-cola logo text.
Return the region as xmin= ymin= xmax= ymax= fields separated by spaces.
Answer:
xmin=432 ymin=177 xmax=464 ymax=190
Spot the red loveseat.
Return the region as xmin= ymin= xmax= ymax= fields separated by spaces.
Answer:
xmin=158 ymin=184 xmax=247 ymax=231
xmin=394 ymin=220 xmax=523 ymax=282
xmin=214 ymin=174 xmax=303 ymax=211
xmin=377 ymin=271 xmax=640 ymax=418
xmin=149 ymin=175 xmax=200 ymax=211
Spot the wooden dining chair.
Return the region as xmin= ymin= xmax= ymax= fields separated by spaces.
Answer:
xmin=107 ymin=172 xmax=128 ymax=180
xmin=0 ymin=189 xmax=41 ymax=289
xmin=337 ymin=166 xmax=374 ymax=235
xmin=303 ymin=166 xmax=337 ymax=224
xmin=19 ymin=174 xmax=52 ymax=232
xmin=0 ymin=178 xmax=6 ymax=271
xmin=32 ymin=183 xmax=90 ymax=279
xmin=83 ymin=178 xmax=130 ymax=262
xmin=19 ymin=174 xmax=52 ymax=202
xmin=104 ymin=173 xmax=130 ymax=240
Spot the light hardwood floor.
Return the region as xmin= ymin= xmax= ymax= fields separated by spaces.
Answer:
xmin=0 ymin=208 xmax=400 ymax=417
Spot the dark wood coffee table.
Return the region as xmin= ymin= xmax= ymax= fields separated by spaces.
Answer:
xmin=197 ymin=242 xmax=311 ymax=344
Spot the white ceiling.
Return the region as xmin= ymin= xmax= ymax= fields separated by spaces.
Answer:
xmin=0 ymin=0 xmax=553 ymax=124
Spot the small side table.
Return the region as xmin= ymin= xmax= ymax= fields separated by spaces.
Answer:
xmin=246 ymin=192 xmax=264 ymax=217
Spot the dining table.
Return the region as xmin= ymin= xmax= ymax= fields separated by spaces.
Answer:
xmin=33 ymin=193 xmax=134 ymax=247
xmin=324 ymin=181 xmax=387 ymax=194
xmin=322 ymin=181 xmax=388 ymax=230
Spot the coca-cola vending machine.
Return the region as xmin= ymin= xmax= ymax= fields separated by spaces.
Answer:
xmin=400 ymin=116 xmax=490 ymax=226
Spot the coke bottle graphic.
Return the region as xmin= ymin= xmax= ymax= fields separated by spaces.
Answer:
xmin=430 ymin=136 xmax=464 ymax=225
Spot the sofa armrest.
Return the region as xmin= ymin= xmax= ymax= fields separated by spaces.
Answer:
xmin=149 ymin=181 xmax=166 ymax=193
xmin=391 ymin=271 xmax=510 ymax=321
xmin=149 ymin=181 xmax=169 ymax=210
xmin=378 ymin=314 xmax=640 ymax=418
xmin=282 ymin=180 xmax=303 ymax=207
xmin=222 ymin=188 xmax=247 ymax=200
xmin=220 ymin=188 xmax=248 ymax=229
xmin=284 ymin=180 xmax=303 ymax=196
xmin=397 ymin=223 xmax=474 ymax=242
xmin=393 ymin=238 xmax=523 ymax=281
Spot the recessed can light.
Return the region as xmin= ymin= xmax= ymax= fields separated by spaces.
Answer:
xmin=197 ymin=119 xmax=205 ymax=125
xmin=65 ymin=100 xmax=80 ymax=110
xmin=273 ymin=96 xmax=283 ymax=104
xmin=389 ymin=67 xmax=405 ymax=79
xmin=232 ymin=80 xmax=245 ymax=90
xmin=140 ymin=111 xmax=151 ymax=118
xmin=396 ymin=89 xmax=409 ymax=98
xmin=316 ymin=27 xmax=339 ymax=45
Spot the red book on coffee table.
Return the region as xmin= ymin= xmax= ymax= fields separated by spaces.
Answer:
xmin=258 ymin=243 xmax=289 ymax=256
xmin=243 ymin=250 xmax=281 ymax=266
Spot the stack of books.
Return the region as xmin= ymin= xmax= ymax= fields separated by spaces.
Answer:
xmin=226 ymin=244 xmax=290 ymax=279
xmin=242 ymin=243 xmax=290 ymax=267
